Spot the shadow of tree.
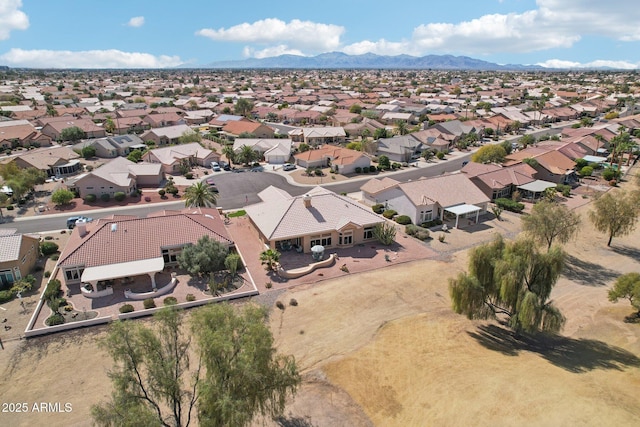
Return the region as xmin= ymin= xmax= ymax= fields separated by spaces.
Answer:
xmin=468 ymin=324 xmax=640 ymax=373
xmin=272 ymin=415 xmax=316 ymax=427
xmin=562 ymin=254 xmax=619 ymax=287
xmin=611 ymin=245 xmax=640 ymax=261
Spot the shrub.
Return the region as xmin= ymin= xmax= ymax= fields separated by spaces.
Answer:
xmin=6 ymin=205 xmax=14 ymax=210
xmin=43 ymin=279 xmax=62 ymax=302
xmin=84 ymin=194 xmax=97 ymax=203
xmin=265 ymin=282 xmax=273 ymax=289
xmin=406 ymin=224 xmax=430 ymax=241
xmin=164 ymin=296 xmax=178 ymax=306
xmin=86 ymin=165 xmax=94 ymax=172
xmin=438 ymin=234 xmax=446 ymax=242
xmin=119 ymin=304 xmax=134 ymax=313
xmin=275 ymin=301 xmax=285 ymax=310
xmin=158 ymin=189 xmax=166 ymax=197
xmin=382 ymin=209 xmax=397 ymax=219
xmin=579 ymin=166 xmax=594 ymax=177
xmin=64 ymin=304 xmax=74 ymax=312
xmin=415 ymin=230 xmax=431 ymax=241
xmin=44 ymin=235 xmax=54 ymax=241
xmin=314 ymin=168 xmax=323 ymax=176
xmin=0 ymin=289 xmax=15 ymax=303
xmin=362 ymin=167 xmax=369 ymax=173
xmin=185 ymin=172 xmax=194 ymax=179
xmin=369 ymin=165 xmax=376 ymax=173
xmin=601 ymin=169 xmax=616 ymax=181
xmin=143 ymin=298 xmax=156 ymax=309
xmin=395 ymin=215 xmax=412 ymax=225
xmin=372 ymin=204 xmax=385 ymax=214
xmin=114 ymin=191 xmax=126 ymax=202
xmin=609 ymin=179 xmax=618 ymax=187
xmin=40 ymin=241 xmax=59 ymax=256
xmin=555 ymin=184 xmax=571 ymax=197
xmin=421 ymin=218 xmax=443 ymax=228
xmin=100 ymin=193 xmax=110 ymax=202
xmin=436 ymin=151 xmax=445 ymax=160
xmin=45 ymin=313 xmax=65 ymax=326
xmin=34 ymin=265 xmax=43 ymax=272
xmin=495 ymin=198 xmax=525 ymax=213
xmin=186 ymin=293 xmax=196 ymax=302
xmin=355 ymin=167 xmax=362 ymax=173
xmin=44 ymin=271 xmax=51 ymax=278
xmin=289 ymin=298 xmax=298 ymax=306
xmin=51 ymin=254 xmax=59 ymax=261
xmin=391 ymin=162 xmax=401 ymax=169
xmin=575 ymin=158 xmax=589 ymax=169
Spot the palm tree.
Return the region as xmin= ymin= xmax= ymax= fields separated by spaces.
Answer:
xmin=259 ymin=249 xmax=281 ymax=271
xmin=222 ymin=145 xmax=236 ymax=166
xmin=594 ymin=134 xmax=605 ymax=156
xmin=238 ymin=145 xmax=257 ymax=166
xmin=396 ymin=120 xmax=408 ymax=136
xmin=183 ymin=181 xmax=218 ymax=208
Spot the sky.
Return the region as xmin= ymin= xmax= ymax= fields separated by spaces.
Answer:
xmin=1 ymin=0 xmax=639 ymax=69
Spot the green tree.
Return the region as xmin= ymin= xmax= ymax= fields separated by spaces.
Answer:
xmin=193 ymin=304 xmax=300 ymax=427
xmin=127 ymin=150 xmax=143 ymax=163
xmin=518 ymin=134 xmax=536 ymax=148
xmin=373 ymin=222 xmax=396 ymax=245
xmin=234 ymin=98 xmax=255 ymax=118
xmin=222 ymin=145 xmax=236 ymax=166
xmin=59 ymin=126 xmax=86 ymax=142
xmin=588 ymin=190 xmax=639 ymax=246
xmin=237 ymin=145 xmax=258 ymax=166
xmin=349 ymin=104 xmax=362 ymax=114
xmin=396 ymin=120 xmax=408 ymax=136
xmin=449 ymin=235 xmax=566 ymax=334
xmin=521 ymin=201 xmax=581 ymax=251
xmin=224 ymin=253 xmax=242 ymax=277
xmin=81 ymin=145 xmax=96 ymax=159
xmin=471 ymin=144 xmax=507 ymax=164
xmin=178 ymin=235 xmax=229 ymax=276
xmin=608 ymin=273 xmax=640 ymax=317
xmin=373 ymin=128 xmax=389 ymax=140
xmin=183 ymin=181 xmax=218 ymax=208
xmin=104 ymin=117 xmax=116 ymax=134
xmin=178 ymin=130 xmax=202 ymax=144
xmin=259 ymin=249 xmax=281 ymax=271
xmin=92 ymin=308 xmax=200 ymax=427
xmin=51 ymin=188 xmax=75 ymax=206
xmin=377 ymin=155 xmax=391 ymax=170
xmin=298 ymin=143 xmax=310 ymax=153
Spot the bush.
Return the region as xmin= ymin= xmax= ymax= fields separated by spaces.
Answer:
xmin=372 ymin=204 xmax=385 ymax=214
xmin=51 ymin=254 xmax=59 ymax=261
xmin=0 ymin=289 xmax=15 ymax=303
xmin=114 ymin=191 xmax=126 ymax=202
xmin=164 ymin=296 xmax=178 ymax=306
xmin=369 ymin=165 xmax=376 ymax=173
xmin=100 ymin=193 xmax=110 ymax=202
xmin=43 ymin=279 xmax=62 ymax=302
xmin=143 ymin=298 xmax=156 ymax=309
xmin=265 ymin=282 xmax=273 ymax=289
xmin=275 ymin=301 xmax=285 ymax=311
xmin=436 ymin=151 xmax=445 ymax=160
xmin=185 ymin=172 xmax=194 ymax=179
xmin=289 ymin=298 xmax=298 ymax=306
xmin=84 ymin=194 xmax=97 ymax=203
xmin=119 ymin=304 xmax=134 ymax=313
xmin=575 ymin=158 xmax=589 ymax=169
xmin=44 ymin=235 xmax=54 ymax=240
xmin=45 ymin=313 xmax=65 ymax=326
xmin=579 ymin=166 xmax=594 ymax=177
xmin=158 ymin=189 xmax=166 ymax=197
xmin=392 ymin=162 xmax=401 ymax=169
xmin=406 ymin=224 xmax=430 ymax=241
xmin=601 ymin=169 xmax=617 ymax=181
xmin=40 ymin=241 xmax=59 ymax=256
xmin=555 ymin=184 xmax=571 ymax=197
xmin=6 ymin=205 xmax=14 ymax=210
xmin=495 ymin=198 xmax=525 ymax=213
xmin=186 ymin=293 xmax=196 ymax=302
xmin=382 ymin=209 xmax=397 ymax=219
xmin=438 ymin=234 xmax=446 ymax=242
xmin=44 ymin=271 xmax=51 ymax=278
xmin=421 ymin=218 xmax=443 ymax=228
xmin=362 ymin=167 xmax=369 ymax=174
xmin=355 ymin=167 xmax=362 ymax=173
xmin=314 ymin=168 xmax=323 ymax=176
xmin=609 ymin=179 xmax=618 ymax=187
xmin=395 ymin=215 xmax=412 ymax=225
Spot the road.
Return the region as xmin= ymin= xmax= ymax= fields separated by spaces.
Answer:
xmin=1 ymin=152 xmax=472 ymax=234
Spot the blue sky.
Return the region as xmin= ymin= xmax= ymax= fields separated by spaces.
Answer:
xmin=1 ymin=0 xmax=639 ymax=69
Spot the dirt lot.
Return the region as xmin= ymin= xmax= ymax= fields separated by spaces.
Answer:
xmin=1 ymin=174 xmax=639 ymax=426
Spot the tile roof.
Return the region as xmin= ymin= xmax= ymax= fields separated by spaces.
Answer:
xmin=245 ymin=186 xmax=384 ymax=241
xmin=0 ymin=234 xmax=23 ymax=263
xmin=146 ymin=142 xmax=214 ymax=165
xmin=58 ymin=209 xmax=233 ymax=269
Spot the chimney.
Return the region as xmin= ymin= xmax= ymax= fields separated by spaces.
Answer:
xmin=303 ymin=194 xmax=312 ymax=208
xmin=76 ymin=219 xmax=88 ymax=238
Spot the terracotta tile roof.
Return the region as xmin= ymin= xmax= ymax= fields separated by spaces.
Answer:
xmin=59 ymin=209 xmax=233 ymax=269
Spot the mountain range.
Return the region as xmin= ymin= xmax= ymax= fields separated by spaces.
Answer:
xmin=200 ymin=52 xmax=543 ymax=70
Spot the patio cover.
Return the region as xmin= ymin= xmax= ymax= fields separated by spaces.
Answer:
xmin=444 ymin=204 xmax=481 ymax=229
xmin=517 ymin=180 xmax=557 ymax=193
xmin=81 ymin=257 xmax=165 ymax=283
xmin=582 ymin=155 xmax=608 ymax=164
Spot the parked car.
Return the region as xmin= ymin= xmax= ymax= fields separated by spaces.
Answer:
xmin=211 ymin=162 xmax=221 ymax=172
xmin=219 ymin=161 xmax=231 ymax=171
xmin=282 ymin=163 xmax=297 ymax=171
xmin=67 ymin=216 xmax=93 ymax=229
xmin=205 ymin=178 xmax=219 ymax=192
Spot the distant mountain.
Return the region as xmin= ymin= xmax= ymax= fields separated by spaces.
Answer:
xmin=198 ymin=52 xmax=543 ymax=70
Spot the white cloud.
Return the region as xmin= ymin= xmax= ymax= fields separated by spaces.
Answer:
xmin=342 ymin=39 xmax=413 ymax=56
xmin=0 ymin=0 xmax=29 ymax=40
xmin=0 ymin=48 xmax=183 ymax=69
xmin=538 ymin=59 xmax=640 ymax=70
xmin=197 ymin=18 xmax=344 ymax=53
xmin=243 ymin=45 xmax=305 ymax=59
xmin=126 ymin=16 xmax=145 ymax=28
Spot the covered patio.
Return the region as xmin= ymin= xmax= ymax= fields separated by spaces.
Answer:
xmin=80 ymin=257 xmax=165 ymax=299
xmin=517 ymin=180 xmax=557 ymax=201
xmin=444 ymin=204 xmax=482 ymax=229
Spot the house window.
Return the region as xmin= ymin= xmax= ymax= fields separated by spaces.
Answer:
xmin=162 ymin=248 xmax=181 ymax=264
xmin=21 ymin=256 xmax=27 ymax=264
xmin=310 ymin=233 xmax=332 ymax=248
xmin=364 ymin=227 xmax=375 ymax=240
xmin=339 ymin=231 xmax=353 ymax=246
xmin=0 ymin=270 xmax=14 ymax=287
xmin=86 ymin=186 xmax=94 ymax=190
xmin=64 ymin=267 xmax=85 ymax=284
xmin=419 ymin=210 xmax=433 ymax=223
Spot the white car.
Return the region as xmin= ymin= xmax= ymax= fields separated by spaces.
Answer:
xmin=282 ymin=163 xmax=296 ymax=171
xmin=211 ymin=162 xmax=221 ymax=172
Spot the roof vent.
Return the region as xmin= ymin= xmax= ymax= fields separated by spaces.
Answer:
xmin=303 ymin=194 xmax=312 ymax=208
xmin=111 ymin=223 xmax=118 ymax=232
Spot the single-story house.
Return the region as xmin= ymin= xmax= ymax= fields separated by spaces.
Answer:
xmin=41 ymin=118 xmax=107 ymax=140
xmin=461 ymin=162 xmax=537 ymax=200
xmin=221 ymin=120 xmax=275 ymax=140
xmin=57 ymin=208 xmax=233 ymax=290
xmin=376 ymin=134 xmax=424 ymax=162
xmin=232 ymin=138 xmax=293 ymax=164
xmin=12 ymin=146 xmax=81 ymax=177
xmin=245 ymin=186 xmax=385 ymax=253
xmin=289 ymin=126 xmax=346 ymax=145
xmin=67 ymin=157 xmax=163 ymax=198
xmin=0 ymin=120 xmax=52 ymax=148
xmin=505 ymin=147 xmax=577 ymax=184
xmin=143 ymin=112 xmax=187 ymax=128
xmin=294 ymin=145 xmax=370 ymax=174
xmin=0 ymin=229 xmax=39 ymax=288
xmin=73 ymin=134 xmax=146 ymax=158
xmin=361 ymin=173 xmax=490 ymax=228
xmin=140 ymin=124 xmax=195 ymax=146
xmin=142 ymin=142 xmax=220 ymax=173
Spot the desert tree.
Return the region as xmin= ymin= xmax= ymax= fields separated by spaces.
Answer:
xmin=471 ymin=144 xmax=507 ymax=164
xmin=521 ymin=200 xmax=581 ymax=251
xmin=373 ymin=222 xmax=397 ymax=245
xmin=59 ymin=126 xmax=85 ymax=142
xmin=588 ymin=190 xmax=639 ymax=246
xmin=193 ymin=304 xmax=300 ymax=427
xmin=608 ymin=272 xmax=640 ymax=318
xmin=178 ymin=235 xmax=229 ymax=277
xmin=51 ymin=188 xmax=75 ymax=206
xmin=449 ymin=235 xmax=566 ymax=334
xmin=92 ymin=307 xmax=201 ymax=427
xmin=234 ymin=98 xmax=255 ymax=118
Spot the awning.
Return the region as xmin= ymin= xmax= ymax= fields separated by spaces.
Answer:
xmin=583 ymin=155 xmax=608 ymax=163
xmin=445 ymin=204 xmax=481 ymax=216
xmin=517 ymin=180 xmax=557 ymax=193
xmin=81 ymin=257 xmax=165 ymax=283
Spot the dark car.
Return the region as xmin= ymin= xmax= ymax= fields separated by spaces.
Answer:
xmin=205 ymin=178 xmax=219 ymax=192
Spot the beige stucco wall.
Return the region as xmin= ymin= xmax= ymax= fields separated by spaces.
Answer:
xmin=0 ymin=235 xmax=39 ymax=282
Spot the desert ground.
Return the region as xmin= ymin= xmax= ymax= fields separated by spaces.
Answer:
xmin=1 ymin=174 xmax=639 ymax=426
